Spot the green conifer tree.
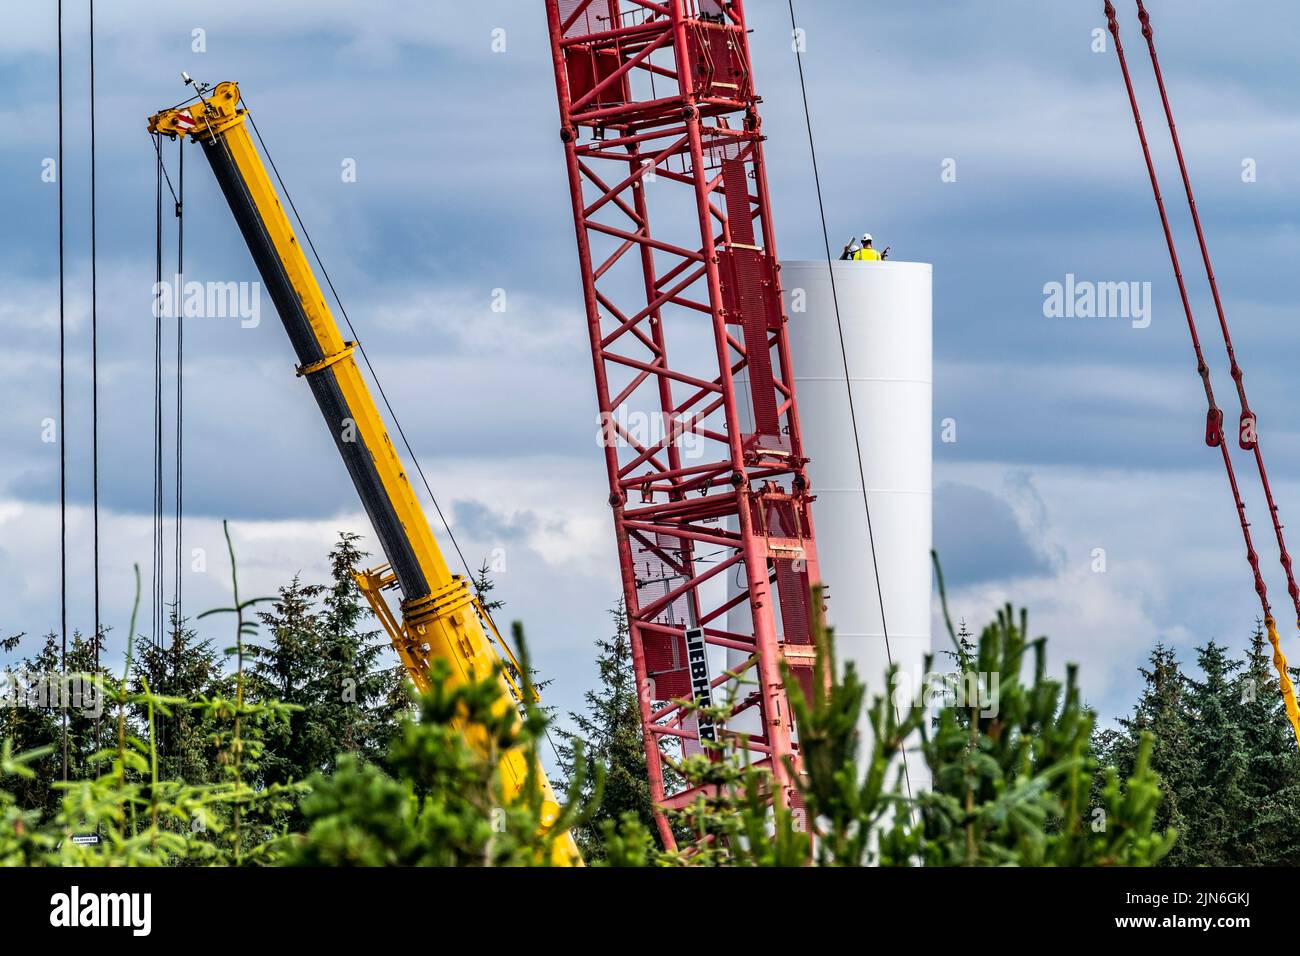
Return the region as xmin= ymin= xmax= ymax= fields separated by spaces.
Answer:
xmin=2 ymin=631 xmax=111 ymax=814
xmin=249 ymin=533 xmax=405 ymax=790
xmin=132 ymin=615 xmax=231 ymax=786
xmin=1179 ymin=641 xmax=1250 ymax=864
xmin=556 ymin=602 xmax=659 ymax=857
xmin=1096 ymin=643 xmax=1194 ymax=862
xmin=1224 ymin=622 xmax=1300 ymax=864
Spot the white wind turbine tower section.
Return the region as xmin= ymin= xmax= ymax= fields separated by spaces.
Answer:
xmin=729 ymin=259 xmax=933 ymax=789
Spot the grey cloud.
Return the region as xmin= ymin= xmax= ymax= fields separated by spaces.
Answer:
xmin=6 ymin=0 xmax=1300 ymax=731
xmin=933 ymin=481 xmax=1053 ymax=586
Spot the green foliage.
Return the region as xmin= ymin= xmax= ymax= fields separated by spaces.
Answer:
xmin=0 ymin=539 xmax=1194 ymax=868
xmin=555 ymin=602 xmax=659 ymax=857
xmin=247 ymin=533 xmax=404 ymax=793
xmin=0 ymin=626 xmax=589 ymax=867
xmin=1235 ymin=624 xmax=1300 ymax=864
xmin=286 ymin=628 xmax=597 ymax=866
xmin=780 ymin=605 xmax=918 ymax=866
xmin=471 ymin=560 xmax=506 ymax=614
xmin=0 ymin=740 xmax=54 ymax=865
xmin=1096 ymin=621 xmax=1300 ymax=866
xmin=1 ymin=629 xmax=112 ymax=815
xmin=901 ymin=602 xmax=1174 ymax=866
xmin=0 ymin=564 xmax=300 ymax=867
xmin=594 ymin=562 xmax=1175 ymax=867
xmin=132 ymin=616 xmax=231 ymax=787
xmin=1095 ymin=643 xmax=1194 ymax=849
xmin=2 ymin=527 xmax=600 ymax=868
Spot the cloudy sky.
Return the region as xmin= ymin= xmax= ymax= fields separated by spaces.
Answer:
xmin=4 ymin=0 xmax=1300 ymax=734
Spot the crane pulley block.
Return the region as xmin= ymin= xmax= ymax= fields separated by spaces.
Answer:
xmin=1205 ymin=407 xmax=1223 ymax=447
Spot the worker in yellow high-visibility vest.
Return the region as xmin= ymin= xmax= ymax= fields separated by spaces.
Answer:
xmin=840 ymin=232 xmax=888 ymax=261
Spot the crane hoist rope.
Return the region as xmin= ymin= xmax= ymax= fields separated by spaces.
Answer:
xmin=238 ymin=104 xmax=497 ymax=617
xmin=175 ymin=133 xmax=186 ymax=634
xmin=786 ymin=0 xmax=913 ymax=807
xmin=234 ymin=101 xmax=560 ymax=760
xmin=1103 ymin=1 xmax=1300 ymax=748
xmin=149 ymin=130 xmax=186 ymax=759
xmin=147 ymin=80 xmax=580 ymax=863
xmin=151 ymin=134 xmax=180 ymax=654
xmin=56 ymin=0 xmax=68 ymax=786
xmin=90 ymin=0 xmax=102 ymax=751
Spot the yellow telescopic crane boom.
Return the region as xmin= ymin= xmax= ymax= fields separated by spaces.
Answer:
xmin=149 ymin=81 xmax=577 ymax=862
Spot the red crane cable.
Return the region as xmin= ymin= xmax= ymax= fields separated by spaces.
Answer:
xmin=1135 ymin=0 xmax=1300 ymax=625
xmin=1104 ymin=1 xmax=1300 ymax=747
xmin=1103 ymin=2 xmax=1259 ymax=603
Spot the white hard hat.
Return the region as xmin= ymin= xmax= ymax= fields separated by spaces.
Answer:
xmin=862 ymin=233 xmax=873 ymax=243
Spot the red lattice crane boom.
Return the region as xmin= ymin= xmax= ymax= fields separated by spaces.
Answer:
xmin=545 ymin=0 xmax=823 ymax=846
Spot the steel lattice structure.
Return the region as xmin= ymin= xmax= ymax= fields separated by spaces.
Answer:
xmin=545 ymin=0 xmax=822 ymax=847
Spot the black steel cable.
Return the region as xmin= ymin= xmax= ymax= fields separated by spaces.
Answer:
xmin=151 ymin=135 xmax=179 ymax=206
xmin=149 ymin=132 xmax=181 ymax=658
xmin=153 ymin=136 xmax=164 ymax=651
xmin=57 ymin=0 xmax=68 ymax=785
xmin=241 ymin=106 xmax=480 ymax=595
xmin=90 ymin=0 xmax=101 ymax=750
xmin=786 ymin=0 xmax=913 ymax=802
xmin=175 ymin=137 xmax=184 ymax=635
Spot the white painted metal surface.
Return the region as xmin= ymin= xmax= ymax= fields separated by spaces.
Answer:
xmin=729 ymin=259 xmax=933 ymax=786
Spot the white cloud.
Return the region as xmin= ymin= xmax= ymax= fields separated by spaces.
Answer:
xmin=8 ymin=0 xmax=1300 ymax=746
xmin=935 ymin=461 xmax=1294 ymax=722
xmin=0 ymin=461 xmax=621 ymax=732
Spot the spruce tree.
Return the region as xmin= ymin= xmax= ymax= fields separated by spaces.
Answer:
xmin=1180 ymin=641 xmax=1250 ymax=865
xmin=1095 ymin=643 xmax=1195 ymax=862
xmin=942 ymin=618 xmax=976 ymax=672
xmin=556 ymin=602 xmax=659 ymax=856
xmin=248 ymin=573 xmax=325 ymax=786
xmin=132 ymin=614 xmax=231 ymax=786
xmin=471 ymin=560 xmax=505 ymax=614
xmin=1231 ymin=621 xmax=1300 ymax=864
xmin=318 ymin=533 xmax=406 ymax=761
xmin=1097 ymin=630 xmax=1300 ymax=866
xmin=249 ymin=533 xmax=405 ymax=789
xmin=2 ymin=630 xmax=111 ymax=814
xmin=898 ymin=605 xmax=1173 ymax=866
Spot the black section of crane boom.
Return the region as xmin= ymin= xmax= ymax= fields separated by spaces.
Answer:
xmin=198 ymin=136 xmax=431 ymax=603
